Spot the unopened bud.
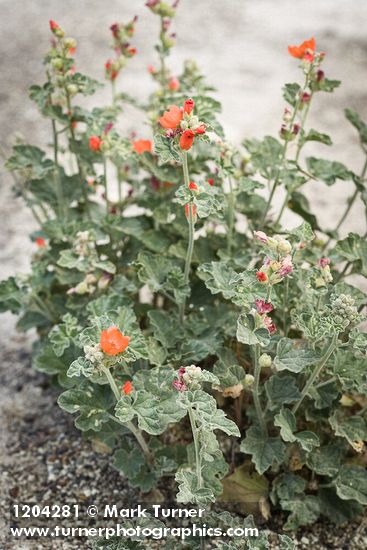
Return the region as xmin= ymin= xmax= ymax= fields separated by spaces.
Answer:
xmin=259 ymin=354 xmax=272 ymax=368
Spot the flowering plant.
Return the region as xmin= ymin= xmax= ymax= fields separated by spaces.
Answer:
xmin=1 ymin=8 xmax=367 ymax=545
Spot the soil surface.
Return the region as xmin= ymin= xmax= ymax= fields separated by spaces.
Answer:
xmin=1 ymin=1 xmax=367 ymax=548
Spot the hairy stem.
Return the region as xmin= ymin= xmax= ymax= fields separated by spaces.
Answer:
xmin=188 ymin=407 xmax=202 ymax=489
xmin=180 ymin=152 xmax=195 ymax=321
xmin=292 ymin=335 xmax=338 ymax=414
xmin=261 ymin=73 xmax=310 ymax=224
xmin=102 ymin=366 xmax=153 ymax=464
xmin=51 ymin=118 xmax=66 ymax=220
xmin=253 ymin=344 xmax=267 ymax=435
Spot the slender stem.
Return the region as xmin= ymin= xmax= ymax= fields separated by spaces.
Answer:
xmin=102 ymin=366 xmax=153 ymax=464
xmin=159 ymin=17 xmax=167 ymax=94
xmin=180 ymin=152 xmax=195 ymax=321
xmin=227 ymin=177 xmax=235 ymax=255
xmin=253 ymin=345 xmax=267 ymax=435
xmin=103 ymin=157 xmax=110 ymax=212
xmin=283 ymin=277 xmax=289 ymax=337
xmin=188 ymin=407 xmax=202 ymax=489
xmin=261 ymin=73 xmax=310 ymax=224
xmin=51 ymin=118 xmax=66 ymax=220
xmin=65 ymin=90 xmax=91 ymax=219
xmin=292 ymin=335 xmax=338 ymax=414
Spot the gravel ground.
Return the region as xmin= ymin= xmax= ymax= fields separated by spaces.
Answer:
xmin=1 ymin=1 xmax=367 ymax=548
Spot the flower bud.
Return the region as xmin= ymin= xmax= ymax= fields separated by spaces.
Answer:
xmin=64 ymin=37 xmax=77 ymax=50
xmin=244 ymin=374 xmax=255 ymax=387
xmin=51 ymin=57 xmax=64 ymax=70
xmin=66 ymin=83 xmax=79 ymax=96
xmin=259 ymin=353 xmax=272 ymax=368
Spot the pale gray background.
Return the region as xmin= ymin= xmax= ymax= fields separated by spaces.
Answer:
xmin=1 ymin=0 xmax=367 ymax=346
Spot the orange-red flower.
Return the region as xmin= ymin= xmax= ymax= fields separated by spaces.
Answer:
xmin=122 ymin=380 xmax=133 ymax=395
xmin=256 ymin=271 xmax=268 ymax=283
xmin=208 ymin=178 xmax=214 ymax=186
xmin=35 ymin=237 xmax=46 ymax=248
xmin=159 ymin=105 xmax=183 ymax=129
xmin=100 ymin=326 xmax=130 ymax=356
xmin=195 ymin=124 xmax=206 ymax=135
xmin=180 ymin=129 xmax=195 ymax=150
xmin=132 ymin=139 xmax=152 ymax=154
xmin=89 ymin=135 xmax=102 ymax=152
xmin=288 ymin=37 xmax=316 ymax=60
xmin=49 ymin=20 xmax=60 ymax=32
xmin=168 ymin=77 xmax=180 ymax=91
xmin=189 ymin=181 xmax=198 ymax=191
xmin=183 ymin=98 xmax=195 ymax=114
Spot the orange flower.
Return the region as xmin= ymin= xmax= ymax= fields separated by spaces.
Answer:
xmin=185 ymin=203 xmax=197 ymax=220
xmin=35 ymin=237 xmax=46 ymax=248
xmin=195 ymin=124 xmax=206 ymax=135
xmin=179 ymin=129 xmax=195 ymax=150
xmin=288 ymin=37 xmax=316 ymax=60
xmin=89 ymin=135 xmax=102 ymax=152
xmin=183 ymin=98 xmax=195 ymax=114
xmin=159 ymin=105 xmax=183 ymax=129
xmin=168 ymin=77 xmax=180 ymax=91
xmin=122 ymin=380 xmax=133 ymax=395
xmin=189 ymin=181 xmax=198 ymax=191
xmin=208 ymin=178 xmax=214 ymax=186
xmin=100 ymin=326 xmax=130 ymax=356
xmin=256 ymin=271 xmax=268 ymax=283
xmin=132 ymin=139 xmax=152 ymax=154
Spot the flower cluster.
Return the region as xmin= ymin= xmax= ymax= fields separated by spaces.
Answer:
xmin=146 ymin=1 xmax=179 ymax=50
xmin=329 ymin=294 xmax=360 ymax=329
xmin=254 ymin=231 xmax=293 ymax=285
xmin=254 ymin=299 xmax=276 ymax=335
xmin=105 ymin=17 xmax=138 ymax=82
xmin=47 ymin=20 xmax=78 ymax=97
xmin=173 ymin=364 xmax=203 ymax=391
xmin=159 ymin=99 xmax=206 ymax=151
xmin=84 ymin=342 xmax=104 ymax=364
xmin=88 ymin=123 xmax=114 ymax=153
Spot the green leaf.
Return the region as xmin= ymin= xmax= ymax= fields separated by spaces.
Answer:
xmin=265 ymin=374 xmax=301 ymax=410
xmin=148 ymin=310 xmax=182 ymax=349
xmin=272 ymin=473 xmax=306 ymax=503
xmin=237 ymin=314 xmax=270 ymax=347
xmin=274 ymin=409 xmax=319 ymax=451
xmin=319 ymin=487 xmax=364 ymax=524
xmin=335 ymin=233 xmax=367 ymax=276
xmin=6 ymin=145 xmax=54 ymax=179
xmin=302 ymin=129 xmax=332 ymax=146
xmin=0 ymin=277 xmax=27 ymax=313
xmin=154 ymin=134 xmax=181 ymax=164
xmin=335 ymin=465 xmax=367 ymax=505
xmin=334 ymin=349 xmax=367 ymax=393
xmin=58 ymin=383 xmax=114 ymax=431
xmin=183 ymin=390 xmax=240 ymax=437
xmin=288 ymin=221 xmax=315 ymax=243
xmin=136 ymin=251 xmax=188 ymax=304
xmin=282 ymin=496 xmax=320 ymax=530
xmin=282 ymin=82 xmax=301 ymax=107
xmin=49 ymin=313 xmax=81 ymax=357
xmin=274 ymin=338 xmax=319 ymax=373
xmin=306 ymin=157 xmax=353 ymax=186
xmin=288 ymin=191 xmax=320 ymax=229
xmin=345 ymin=108 xmax=367 ymax=144
xmin=67 ymin=357 xmax=95 ymax=378
xmin=175 ymin=470 xmax=216 ymax=504
xmin=240 ymin=426 xmax=286 ymax=474
xmin=329 ymin=411 xmax=367 ymax=451
xmin=306 ymin=443 xmax=344 ymax=476
xmin=317 ymin=78 xmax=341 ymax=93
xmin=243 ymin=136 xmax=283 ymax=180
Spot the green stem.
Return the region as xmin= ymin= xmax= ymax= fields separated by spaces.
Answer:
xmin=253 ymin=345 xmax=267 ymax=435
xmin=261 ymin=73 xmax=310 ymax=224
xmin=227 ymin=177 xmax=235 ymax=255
xmin=103 ymin=157 xmax=110 ymax=212
xmin=65 ymin=90 xmax=91 ymax=219
xmin=283 ymin=277 xmax=289 ymax=337
xmin=103 ymin=367 xmax=153 ymax=464
xmin=188 ymin=407 xmax=202 ymax=489
xmin=51 ymin=118 xmax=66 ymax=220
xmin=292 ymin=335 xmax=338 ymax=414
xmin=180 ymin=152 xmax=195 ymax=322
